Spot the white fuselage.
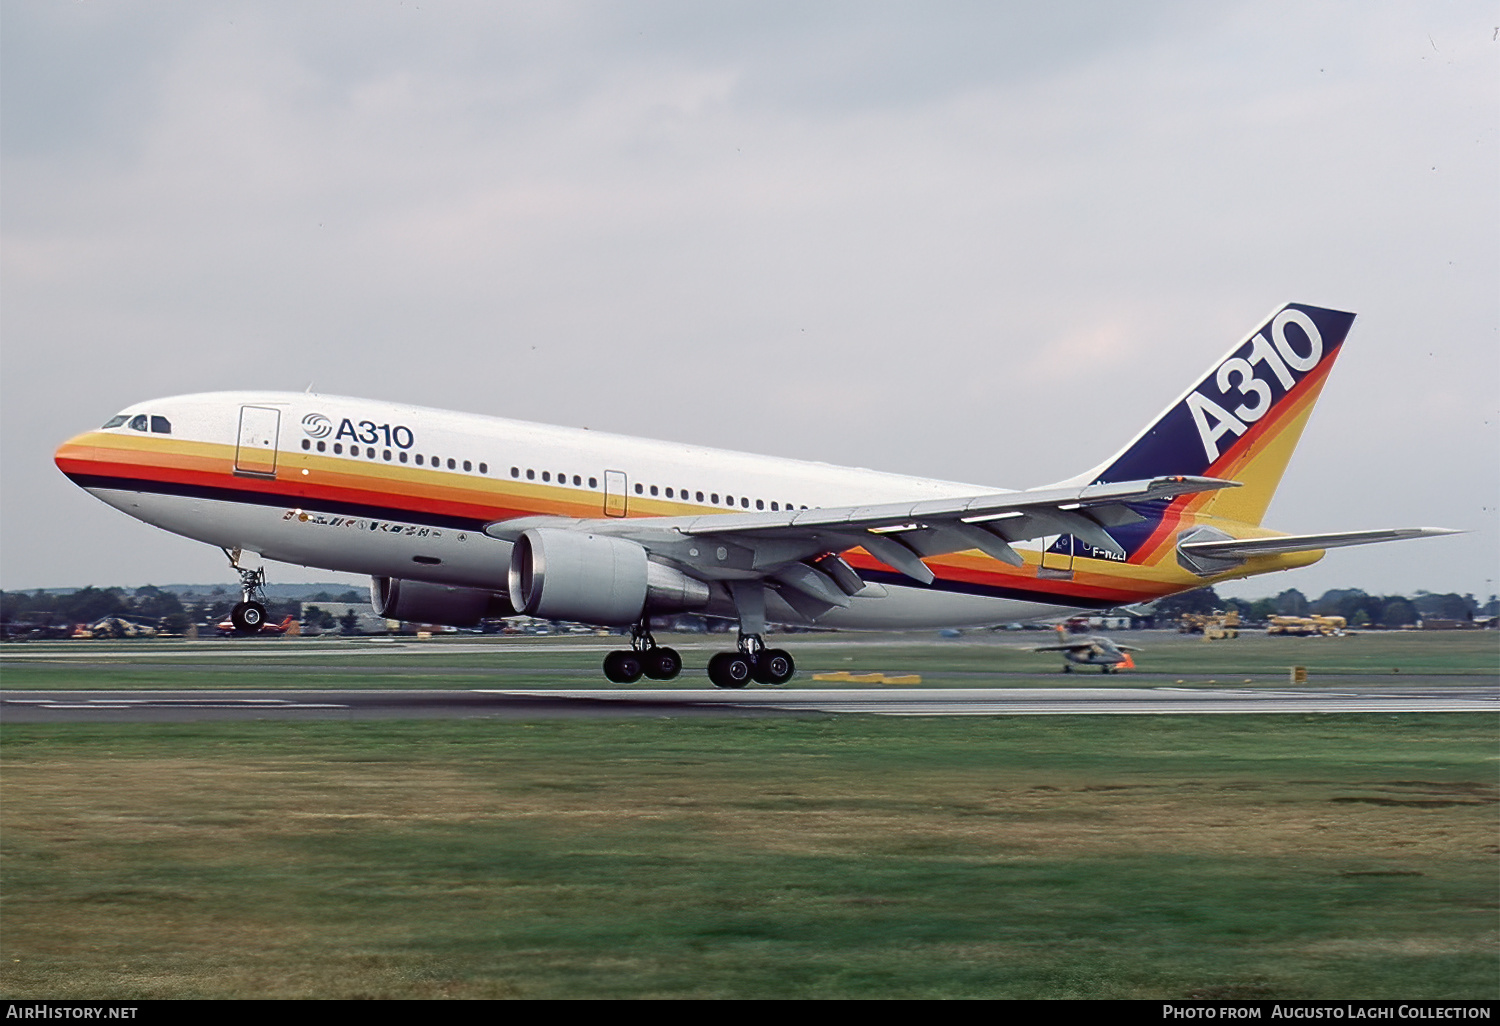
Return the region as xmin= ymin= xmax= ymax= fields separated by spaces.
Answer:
xmin=60 ymin=391 xmax=1090 ymax=629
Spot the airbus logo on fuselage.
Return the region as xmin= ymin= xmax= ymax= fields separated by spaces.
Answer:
xmin=301 ymin=413 xmax=333 ymax=438
xmin=1186 ymin=308 xmax=1324 ymax=462
xmin=303 ymin=412 xmax=417 ymax=448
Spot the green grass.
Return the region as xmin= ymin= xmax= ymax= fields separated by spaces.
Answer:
xmin=2 ymin=715 xmax=1495 ymax=999
xmin=2 ymin=628 xmax=1495 ymax=689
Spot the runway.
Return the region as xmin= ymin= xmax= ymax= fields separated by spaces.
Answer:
xmin=2 ymin=682 xmax=1495 ymax=721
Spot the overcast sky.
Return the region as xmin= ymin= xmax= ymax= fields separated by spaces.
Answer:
xmin=3 ymin=1 xmax=1495 ymax=602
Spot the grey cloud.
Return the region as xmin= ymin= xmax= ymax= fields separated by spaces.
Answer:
xmin=2 ymin=1 xmax=1494 ymax=599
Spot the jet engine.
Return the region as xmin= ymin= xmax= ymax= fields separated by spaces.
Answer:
xmin=507 ymin=527 xmax=710 ymax=625
xmin=369 ymin=577 xmax=514 ymax=628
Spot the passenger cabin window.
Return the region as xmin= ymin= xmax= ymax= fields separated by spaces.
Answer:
xmin=102 ymin=415 xmax=127 ymax=429
xmin=128 ymin=415 xmax=148 ymax=431
xmin=150 ymin=416 xmax=171 ymax=434
xmin=463 ymin=460 xmax=472 ymax=472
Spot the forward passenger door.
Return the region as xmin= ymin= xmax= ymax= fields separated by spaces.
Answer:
xmin=235 ymin=406 xmax=281 ymax=478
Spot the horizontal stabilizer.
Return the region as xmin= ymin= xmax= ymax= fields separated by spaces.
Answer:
xmin=1179 ymin=527 xmax=1461 ymax=559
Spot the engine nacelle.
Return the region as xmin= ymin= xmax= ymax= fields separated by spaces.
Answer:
xmin=369 ymin=577 xmax=513 ymax=628
xmin=507 ymin=528 xmax=710 ymax=625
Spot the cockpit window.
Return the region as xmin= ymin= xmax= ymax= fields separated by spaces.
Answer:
xmin=128 ymin=415 xmax=148 ymax=432
xmin=102 ymin=415 xmax=128 ymax=429
xmin=150 ymin=416 xmax=171 ymax=434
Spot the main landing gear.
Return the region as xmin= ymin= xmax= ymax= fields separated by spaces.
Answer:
xmin=601 ymin=586 xmax=795 ymax=687
xmin=702 ymin=582 xmax=793 ymax=687
xmin=600 ymin=624 xmax=795 ymax=687
xmin=707 ymin=634 xmax=794 ymax=689
xmin=602 ymin=623 xmax=683 ymax=684
xmin=224 ymin=551 xmax=269 ymax=635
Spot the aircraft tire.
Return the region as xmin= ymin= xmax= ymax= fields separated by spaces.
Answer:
xmin=230 ymin=601 xmax=267 ymax=634
xmin=642 ymin=647 xmax=682 ymax=681
xmin=708 ymin=652 xmax=752 ymax=689
xmin=754 ymin=649 xmax=795 ymax=685
xmin=603 ymin=650 xmax=644 ymax=684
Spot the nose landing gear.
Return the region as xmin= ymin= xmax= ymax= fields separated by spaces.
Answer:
xmin=224 ymin=549 xmax=269 ymax=635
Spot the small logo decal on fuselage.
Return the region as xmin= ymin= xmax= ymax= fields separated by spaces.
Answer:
xmin=302 ymin=413 xmax=333 ymax=438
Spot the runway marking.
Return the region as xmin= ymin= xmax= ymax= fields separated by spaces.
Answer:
xmin=474 ymin=687 xmax=1500 ymax=716
xmin=3 ymin=686 xmax=1493 ymax=720
xmin=0 ymin=643 xmax=621 ymax=660
xmin=4 ymin=697 xmax=349 ymax=711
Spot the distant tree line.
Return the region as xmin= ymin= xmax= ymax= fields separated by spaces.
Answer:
xmin=1 ymin=583 xmax=1492 ymax=637
xmin=0 ymin=586 xmax=363 ymax=635
xmin=1150 ymin=587 xmax=1494 ymax=627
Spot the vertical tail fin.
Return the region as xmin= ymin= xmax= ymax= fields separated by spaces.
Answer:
xmin=1076 ymin=303 xmax=1355 ymax=527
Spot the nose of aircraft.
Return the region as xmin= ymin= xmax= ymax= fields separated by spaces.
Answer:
xmin=55 ymin=430 xmax=102 ymax=485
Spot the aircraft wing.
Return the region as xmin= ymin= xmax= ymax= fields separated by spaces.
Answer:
xmin=1178 ymin=527 xmax=1460 ymax=560
xmin=486 ymin=475 xmax=1235 ymax=620
xmin=1034 ymin=639 xmax=1139 ymax=653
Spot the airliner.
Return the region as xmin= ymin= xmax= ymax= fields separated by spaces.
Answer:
xmin=54 ymin=303 xmax=1454 ymax=687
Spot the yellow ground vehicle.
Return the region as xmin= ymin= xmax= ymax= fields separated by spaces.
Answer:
xmin=1267 ymin=614 xmax=1347 ymax=636
xmin=1179 ymin=610 xmax=1240 ymax=639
